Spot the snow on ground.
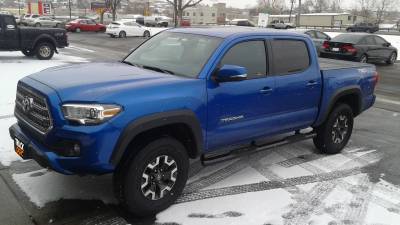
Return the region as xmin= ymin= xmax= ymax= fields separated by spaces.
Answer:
xmin=0 ymin=117 xmax=19 ymax=166
xmin=0 ymin=51 xmax=89 ymax=117
xmin=12 ymin=170 xmax=116 ymax=207
xmin=325 ymin=32 xmax=400 ymax=51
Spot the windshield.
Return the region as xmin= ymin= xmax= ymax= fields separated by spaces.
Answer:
xmin=123 ymin=32 xmax=222 ymax=78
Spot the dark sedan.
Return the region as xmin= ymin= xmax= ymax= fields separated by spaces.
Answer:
xmin=320 ymin=33 xmax=397 ymax=64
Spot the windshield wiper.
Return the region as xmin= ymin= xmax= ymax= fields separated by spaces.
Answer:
xmin=121 ymin=61 xmax=143 ymax=68
xmin=142 ymin=65 xmax=175 ymax=75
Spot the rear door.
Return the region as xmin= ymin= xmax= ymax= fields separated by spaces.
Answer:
xmin=206 ymin=39 xmax=277 ymax=150
xmin=268 ymin=38 xmax=322 ymax=131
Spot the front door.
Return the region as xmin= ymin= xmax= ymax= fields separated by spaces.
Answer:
xmin=206 ymin=39 xmax=277 ymax=150
xmin=0 ymin=16 xmax=18 ymax=49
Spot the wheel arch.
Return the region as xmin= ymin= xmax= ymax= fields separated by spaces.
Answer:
xmin=32 ymin=34 xmax=57 ymax=51
xmin=318 ymin=86 xmax=363 ymax=126
xmin=110 ymin=110 xmax=204 ymax=166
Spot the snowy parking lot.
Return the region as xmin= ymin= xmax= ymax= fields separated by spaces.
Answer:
xmin=0 ymin=33 xmax=400 ymax=225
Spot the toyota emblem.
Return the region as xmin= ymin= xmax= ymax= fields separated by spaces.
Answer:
xmin=22 ymin=96 xmax=33 ymax=112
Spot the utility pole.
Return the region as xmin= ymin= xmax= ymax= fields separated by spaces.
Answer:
xmin=297 ymin=0 xmax=301 ymax=27
xmin=289 ymin=0 xmax=295 ymax=23
xmin=68 ymin=0 xmax=72 ymax=20
xmin=18 ymin=0 xmax=21 ymax=15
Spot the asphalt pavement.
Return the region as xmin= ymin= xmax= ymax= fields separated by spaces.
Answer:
xmin=0 ymin=31 xmax=399 ymax=225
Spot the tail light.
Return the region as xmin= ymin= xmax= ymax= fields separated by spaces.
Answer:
xmin=373 ymin=71 xmax=379 ymax=88
xmin=322 ymin=41 xmax=330 ymax=49
xmin=342 ymin=44 xmax=357 ymax=54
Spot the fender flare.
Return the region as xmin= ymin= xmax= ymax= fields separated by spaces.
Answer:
xmin=31 ymin=34 xmax=58 ymax=50
xmin=319 ymin=86 xmax=363 ymax=125
xmin=110 ymin=110 xmax=204 ymax=166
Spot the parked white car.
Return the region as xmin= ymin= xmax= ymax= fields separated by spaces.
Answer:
xmin=106 ymin=21 xmax=152 ymax=38
xmin=28 ymin=16 xmax=63 ymax=28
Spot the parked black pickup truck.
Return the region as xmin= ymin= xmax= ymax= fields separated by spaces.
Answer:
xmin=0 ymin=14 xmax=68 ymax=60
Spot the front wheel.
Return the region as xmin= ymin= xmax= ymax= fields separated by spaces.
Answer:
xmin=35 ymin=23 xmax=41 ymax=27
xmin=359 ymin=54 xmax=368 ymax=63
xmin=35 ymin=42 xmax=55 ymax=60
xmin=143 ymin=30 xmax=150 ymax=38
xmin=386 ymin=52 xmax=397 ymax=65
xmin=313 ymin=103 xmax=354 ymax=154
xmin=114 ymin=137 xmax=189 ymax=217
xmin=119 ymin=31 xmax=126 ymax=38
xmin=75 ymin=28 xmax=81 ymax=33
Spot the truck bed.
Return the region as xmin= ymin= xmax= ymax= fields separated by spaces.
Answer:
xmin=318 ymin=58 xmax=372 ymax=71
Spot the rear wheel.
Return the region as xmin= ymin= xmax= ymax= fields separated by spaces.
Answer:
xmin=114 ymin=137 xmax=189 ymax=217
xmin=35 ymin=42 xmax=55 ymax=60
xmin=55 ymin=23 xmax=61 ymax=28
xmin=21 ymin=49 xmax=35 ymax=57
xmin=386 ymin=52 xmax=397 ymax=65
xmin=347 ymin=28 xmax=353 ymax=32
xmin=313 ymin=104 xmax=354 ymax=154
xmin=119 ymin=31 xmax=127 ymax=38
xmin=143 ymin=30 xmax=150 ymax=38
xmin=35 ymin=23 xmax=41 ymax=27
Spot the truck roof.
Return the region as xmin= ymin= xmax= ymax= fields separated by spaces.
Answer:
xmin=168 ymin=26 xmax=308 ymax=39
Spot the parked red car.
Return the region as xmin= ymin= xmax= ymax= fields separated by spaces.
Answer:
xmin=65 ymin=19 xmax=106 ymax=32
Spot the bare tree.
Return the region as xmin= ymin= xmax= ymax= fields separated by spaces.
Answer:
xmin=166 ymin=0 xmax=204 ymax=27
xmin=376 ymin=0 xmax=392 ymax=24
xmin=313 ymin=0 xmax=330 ymax=13
xmin=358 ymin=0 xmax=375 ymax=21
xmin=106 ymin=0 xmax=122 ymax=21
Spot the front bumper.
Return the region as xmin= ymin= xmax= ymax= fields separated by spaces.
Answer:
xmin=9 ymin=122 xmax=118 ymax=175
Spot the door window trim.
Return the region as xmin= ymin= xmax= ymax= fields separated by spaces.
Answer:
xmin=267 ymin=38 xmax=312 ymax=76
xmin=213 ymin=39 xmax=269 ymax=80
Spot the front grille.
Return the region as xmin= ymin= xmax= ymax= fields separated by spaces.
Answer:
xmin=15 ymin=84 xmax=53 ymax=134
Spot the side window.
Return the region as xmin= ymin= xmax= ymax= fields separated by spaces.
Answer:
xmin=220 ymin=41 xmax=267 ymax=79
xmin=374 ymin=36 xmax=387 ymax=45
xmin=315 ymin=31 xmax=329 ymax=40
xmin=305 ymin=31 xmax=316 ymax=38
xmin=3 ymin=16 xmax=16 ymax=26
xmin=270 ymin=40 xmax=310 ymax=75
xmin=366 ymin=36 xmax=376 ymax=45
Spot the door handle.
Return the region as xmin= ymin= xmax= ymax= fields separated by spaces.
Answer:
xmin=260 ymin=87 xmax=273 ymax=94
xmin=307 ymin=80 xmax=318 ymax=87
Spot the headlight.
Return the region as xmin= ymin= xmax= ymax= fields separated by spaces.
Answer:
xmin=62 ymin=104 xmax=122 ymax=125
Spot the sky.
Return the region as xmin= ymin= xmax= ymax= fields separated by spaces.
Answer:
xmin=200 ymin=0 xmax=378 ymax=10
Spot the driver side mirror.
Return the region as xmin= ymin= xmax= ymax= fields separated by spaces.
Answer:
xmin=215 ymin=65 xmax=248 ymax=82
xmin=384 ymin=42 xmax=391 ymax=47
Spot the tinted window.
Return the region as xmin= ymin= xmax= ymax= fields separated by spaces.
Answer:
xmin=79 ymin=20 xmax=87 ymax=24
xmin=315 ymin=31 xmax=329 ymax=40
xmin=305 ymin=31 xmax=316 ymax=38
xmin=221 ymin=41 xmax=266 ymax=79
xmin=3 ymin=16 xmax=16 ymax=26
xmin=271 ymin=40 xmax=310 ymax=75
xmin=365 ymin=36 xmax=376 ymax=45
xmin=332 ymin=34 xmax=364 ymax=44
xmin=374 ymin=36 xmax=387 ymax=45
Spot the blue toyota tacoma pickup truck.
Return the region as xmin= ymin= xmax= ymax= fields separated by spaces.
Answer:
xmin=9 ymin=27 xmax=378 ymax=216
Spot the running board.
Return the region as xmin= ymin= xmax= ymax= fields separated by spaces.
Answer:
xmin=200 ymin=131 xmax=317 ymax=166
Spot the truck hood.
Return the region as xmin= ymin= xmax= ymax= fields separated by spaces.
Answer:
xmin=28 ymin=62 xmax=186 ymax=101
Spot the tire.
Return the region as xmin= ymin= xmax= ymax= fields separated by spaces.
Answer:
xmin=119 ymin=31 xmax=126 ymax=38
xmin=346 ymin=28 xmax=352 ymax=32
xmin=21 ymin=49 xmax=35 ymax=57
xmin=386 ymin=52 xmax=397 ymax=65
xmin=35 ymin=42 xmax=55 ymax=60
xmin=114 ymin=137 xmax=189 ymax=217
xmin=143 ymin=30 xmax=150 ymax=38
xmin=75 ymin=28 xmax=81 ymax=33
xmin=35 ymin=23 xmax=41 ymax=27
xmin=359 ymin=54 xmax=368 ymax=63
xmin=55 ymin=23 xmax=61 ymax=28
xmin=313 ymin=104 xmax=354 ymax=154
xmin=366 ymin=29 xmax=371 ymax=33
xmin=109 ymin=34 xmax=115 ymax=38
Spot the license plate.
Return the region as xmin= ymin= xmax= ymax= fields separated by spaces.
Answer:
xmin=14 ymin=137 xmax=25 ymax=158
xmin=331 ymin=47 xmax=340 ymax=52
